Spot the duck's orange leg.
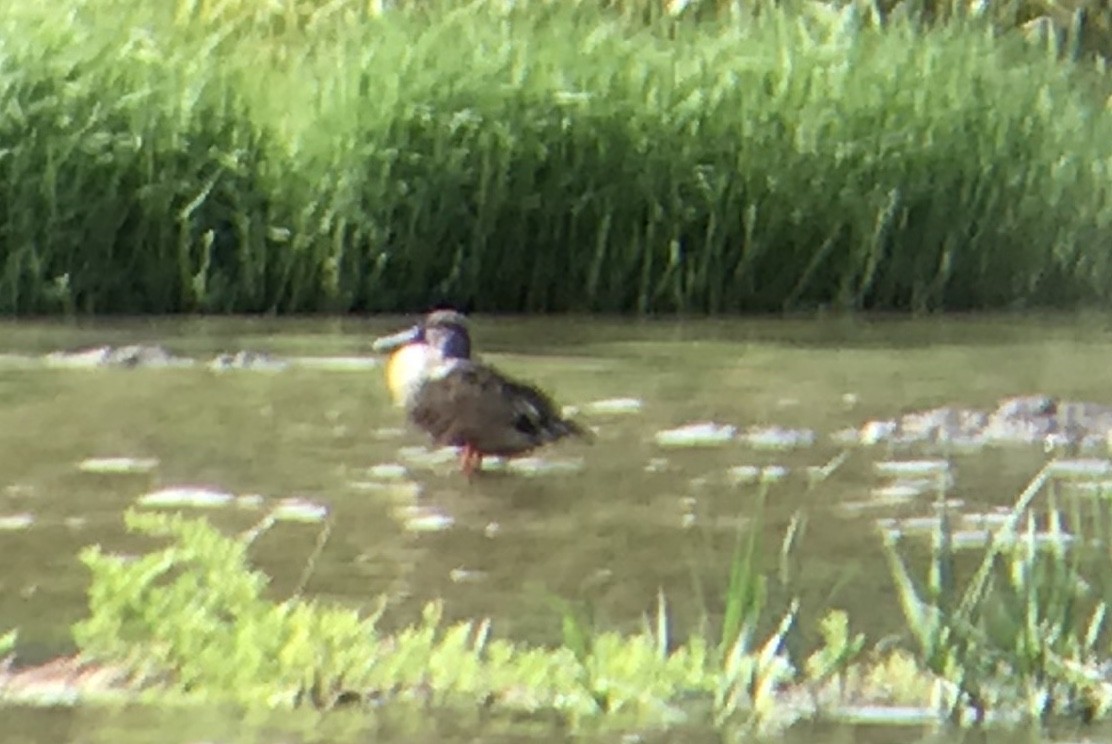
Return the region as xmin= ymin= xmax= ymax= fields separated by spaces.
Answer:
xmin=460 ymin=445 xmax=483 ymax=478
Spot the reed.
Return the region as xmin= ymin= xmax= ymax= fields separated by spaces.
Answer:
xmin=881 ymin=462 xmax=1112 ymax=723
xmin=1 ymin=0 xmax=1109 ymax=314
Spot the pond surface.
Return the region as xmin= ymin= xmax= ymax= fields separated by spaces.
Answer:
xmin=4 ymin=313 xmax=1112 ymax=742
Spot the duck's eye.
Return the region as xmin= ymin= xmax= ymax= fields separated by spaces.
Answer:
xmin=439 ymin=331 xmax=471 ymax=359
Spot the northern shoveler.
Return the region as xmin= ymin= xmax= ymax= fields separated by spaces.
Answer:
xmin=371 ymin=310 xmax=592 ymax=477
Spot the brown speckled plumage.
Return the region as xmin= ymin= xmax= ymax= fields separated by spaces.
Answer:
xmin=410 ymin=360 xmax=590 ymax=457
xmin=372 ymin=311 xmax=591 ymax=476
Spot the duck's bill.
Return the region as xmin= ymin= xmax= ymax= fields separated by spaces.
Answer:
xmin=371 ymin=325 xmax=420 ymax=353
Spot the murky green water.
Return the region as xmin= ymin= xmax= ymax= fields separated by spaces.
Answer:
xmin=5 ymin=313 xmax=1112 ymax=741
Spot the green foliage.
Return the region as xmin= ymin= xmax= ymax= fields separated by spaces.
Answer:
xmin=75 ymin=511 xmax=380 ymax=703
xmin=0 ymin=629 xmax=16 ymax=657
xmin=880 ymin=462 xmax=1112 ymax=723
xmin=805 ymin=610 xmax=866 ymax=686
xmin=708 ymin=488 xmax=801 ymax=727
xmin=62 ymin=466 xmax=1112 ymax=732
xmin=0 ymin=0 xmax=1110 ymax=314
xmin=169 ymin=0 xmax=1112 ymax=65
xmin=73 ymin=510 xmax=802 ymax=733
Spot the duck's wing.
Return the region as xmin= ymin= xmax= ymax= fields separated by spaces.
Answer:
xmin=410 ymin=361 xmax=591 ymax=455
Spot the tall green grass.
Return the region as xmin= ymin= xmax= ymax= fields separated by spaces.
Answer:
xmin=1 ymin=0 xmax=1109 ymax=314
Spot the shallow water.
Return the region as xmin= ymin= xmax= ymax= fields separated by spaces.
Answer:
xmin=4 ymin=313 xmax=1112 ymax=741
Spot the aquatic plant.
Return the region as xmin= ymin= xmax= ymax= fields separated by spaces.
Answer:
xmin=0 ymin=629 xmax=16 ymax=657
xmin=804 ymin=610 xmax=866 ymax=694
xmin=71 ymin=509 xmax=808 ymax=734
xmin=881 ymin=461 xmax=1112 ymax=723
xmin=31 ymin=452 xmax=1112 ymax=734
xmin=0 ymin=0 xmax=1109 ymax=314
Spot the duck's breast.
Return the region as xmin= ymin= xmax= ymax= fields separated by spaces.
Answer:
xmin=386 ymin=344 xmax=438 ymax=407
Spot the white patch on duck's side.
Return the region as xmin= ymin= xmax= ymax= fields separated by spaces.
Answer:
xmin=386 ymin=344 xmax=441 ymax=407
xmin=513 ymin=398 xmax=541 ymax=423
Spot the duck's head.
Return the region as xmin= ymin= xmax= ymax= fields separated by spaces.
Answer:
xmin=372 ymin=310 xmax=473 ymax=406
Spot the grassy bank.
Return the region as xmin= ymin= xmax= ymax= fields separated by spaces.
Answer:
xmin=0 ymin=0 xmax=1109 ymax=315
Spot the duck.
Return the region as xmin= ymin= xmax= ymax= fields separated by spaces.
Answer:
xmin=371 ymin=310 xmax=592 ymax=476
